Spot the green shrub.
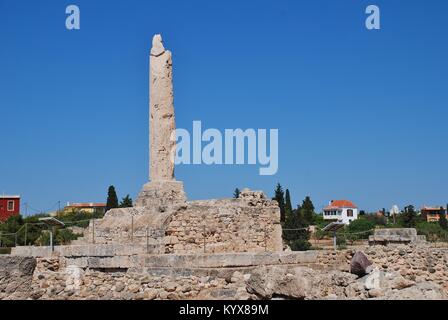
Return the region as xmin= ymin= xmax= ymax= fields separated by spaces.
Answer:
xmin=416 ymin=222 xmax=448 ymax=242
xmin=345 ymin=217 xmax=376 ymax=241
xmin=0 ymin=247 xmax=11 ymax=255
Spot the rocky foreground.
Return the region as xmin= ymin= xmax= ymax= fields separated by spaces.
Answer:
xmin=1 ymin=244 xmax=447 ymax=300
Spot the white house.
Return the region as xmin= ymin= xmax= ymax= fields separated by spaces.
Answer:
xmin=323 ymin=200 xmax=358 ymax=225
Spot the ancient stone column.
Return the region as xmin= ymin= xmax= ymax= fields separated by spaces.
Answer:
xmin=149 ymin=34 xmax=175 ymax=182
xmin=136 ymin=34 xmax=186 ymax=208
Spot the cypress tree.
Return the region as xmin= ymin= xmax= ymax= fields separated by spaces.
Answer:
xmin=439 ymin=206 xmax=448 ymax=230
xmin=285 ymin=189 xmax=293 ymax=216
xmin=301 ymin=196 xmax=315 ymax=225
xmin=283 ymin=205 xmax=311 ymax=251
xmin=233 ymin=188 xmax=240 ymax=199
xmin=273 ymin=183 xmax=286 ymax=222
xmin=119 ymin=195 xmax=133 ymax=208
xmin=401 ymin=205 xmax=417 ymax=227
xmin=106 ymin=185 xmax=119 ymax=212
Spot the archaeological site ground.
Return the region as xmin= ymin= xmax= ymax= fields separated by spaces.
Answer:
xmin=2 ymin=4 xmax=448 ymax=317
xmin=1 ymin=35 xmax=448 ymax=303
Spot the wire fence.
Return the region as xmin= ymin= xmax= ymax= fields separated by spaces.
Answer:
xmin=2 ymin=217 xmax=448 ymax=253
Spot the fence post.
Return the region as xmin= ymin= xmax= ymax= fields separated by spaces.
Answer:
xmin=158 ymin=229 xmax=162 ymax=254
xmin=264 ymin=227 xmax=267 ymax=252
xmin=24 ymin=223 xmax=28 ymax=246
xmin=52 ymin=226 xmax=56 ymax=251
xmin=333 ymin=231 xmax=337 ymax=251
xmin=203 ymin=225 xmax=206 ymax=254
xmin=92 ymin=219 xmax=95 ymax=244
xmin=15 ymin=232 xmax=18 ymax=247
xmin=146 ymin=227 xmax=149 ymax=254
xmin=131 ymin=216 xmax=134 ymax=243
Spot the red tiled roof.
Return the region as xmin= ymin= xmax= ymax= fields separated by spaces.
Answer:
xmin=421 ymin=207 xmax=444 ymax=211
xmin=324 ymin=200 xmax=357 ymax=210
xmin=0 ymin=195 xmax=20 ymax=199
xmin=66 ymin=203 xmax=106 ymax=208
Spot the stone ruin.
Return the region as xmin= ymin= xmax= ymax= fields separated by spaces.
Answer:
xmin=72 ymin=34 xmax=283 ymax=254
xmin=369 ymin=228 xmax=427 ymax=246
xmin=5 ymin=35 xmax=447 ymax=301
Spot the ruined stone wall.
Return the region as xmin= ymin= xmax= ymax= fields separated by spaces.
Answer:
xmin=316 ymin=244 xmax=448 ymax=292
xmin=73 ymin=191 xmax=283 ymax=255
xmin=164 ymin=197 xmax=282 ymax=254
xmin=22 ymin=257 xmax=251 ymax=300
xmin=2 ymin=244 xmax=448 ymax=300
xmin=0 ymin=256 xmax=36 ymax=300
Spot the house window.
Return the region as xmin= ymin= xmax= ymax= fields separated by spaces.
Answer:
xmin=7 ymin=200 xmax=14 ymax=211
xmin=347 ymin=209 xmax=353 ymax=217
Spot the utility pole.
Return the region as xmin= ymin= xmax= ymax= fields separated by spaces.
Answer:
xmin=58 ymin=201 xmax=61 ymax=215
xmin=24 ymin=223 xmax=27 ymax=246
xmin=131 ymin=216 xmax=134 ymax=243
xmin=92 ymin=219 xmax=95 ymax=244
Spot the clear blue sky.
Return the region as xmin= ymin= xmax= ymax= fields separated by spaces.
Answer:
xmin=1 ymin=0 xmax=447 ymax=214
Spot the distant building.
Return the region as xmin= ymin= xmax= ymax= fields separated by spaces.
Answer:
xmin=376 ymin=210 xmax=385 ymax=218
xmin=0 ymin=195 xmax=20 ymax=222
xmin=421 ymin=206 xmax=446 ymax=223
xmin=390 ymin=205 xmax=400 ymax=217
xmin=63 ymin=202 xmax=107 ymax=215
xmin=323 ymin=200 xmax=358 ymax=225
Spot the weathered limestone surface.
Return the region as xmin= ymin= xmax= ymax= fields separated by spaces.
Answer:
xmin=369 ymin=228 xmax=426 ymax=245
xmin=11 ymin=249 xmax=314 ymax=272
xmin=68 ymin=36 xmax=283 ymax=254
xmin=164 ymin=193 xmax=282 ymax=254
xmin=0 ymin=256 xmax=36 ymax=300
xmin=12 ymin=244 xmax=150 ymax=257
xmin=135 ymin=181 xmax=186 ymax=208
xmin=350 ymin=251 xmax=373 ymax=277
xmin=135 ymin=34 xmax=186 ymax=208
xmin=75 ymin=190 xmax=283 ymax=254
xmin=316 ymin=244 xmax=448 ymax=295
xmin=149 ymin=34 xmax=176 ymax=183
xmin=2 ymin=244 xmax=447 ymax=300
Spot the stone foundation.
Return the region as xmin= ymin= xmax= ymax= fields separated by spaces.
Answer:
xmin=164 ymin=198 xmax=282 ymax=254
xmin=3 ymin=244 xmax=448 ymax=300
xmin=74 ymin=190 xmax=283 ymax=254
xmin=135 ymin=181 xmax=186 ymax=208
xmin=369 ymin=228 xmax=427 ymax=245
xmin=0 ymin=256 xmax=36 ymax=300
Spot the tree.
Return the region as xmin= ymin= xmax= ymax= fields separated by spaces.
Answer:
xmin=283 ymin=207 xmax=311 ymax=251
xmin=285 ymin=189 xmax=293 ymax=216
xmin=0 ymin=215 xmax=24 ymax=247
xmin=106 ymin=185 xmax=119 ymax=212
xmin=120 ymin=195 xmax=133 ymax=208
xmin=301 ymin=196 xmax=315 ymax=225
xmin=55 ymin=228 xmax=78 ymax=245
xmin=416 ymin=221 xmax=448 ymax=242
xmin=273 ymin=183 xmax=286 ymax=222
xmin=401 ymin=205 xmax=418 ymax=228
xmin=233 ymin=188 xmax=240 ymax=199
xmin=345 ymin=217 xmax=376 ymax=242
xmin=439 ymin=206 xmax=448 ymax=231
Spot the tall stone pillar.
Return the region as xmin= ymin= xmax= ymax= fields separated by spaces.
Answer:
xmin=149 ymin=34 xmax=175 ymax=182
xmin=136 ymin=34 xmax=186 ymax=208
